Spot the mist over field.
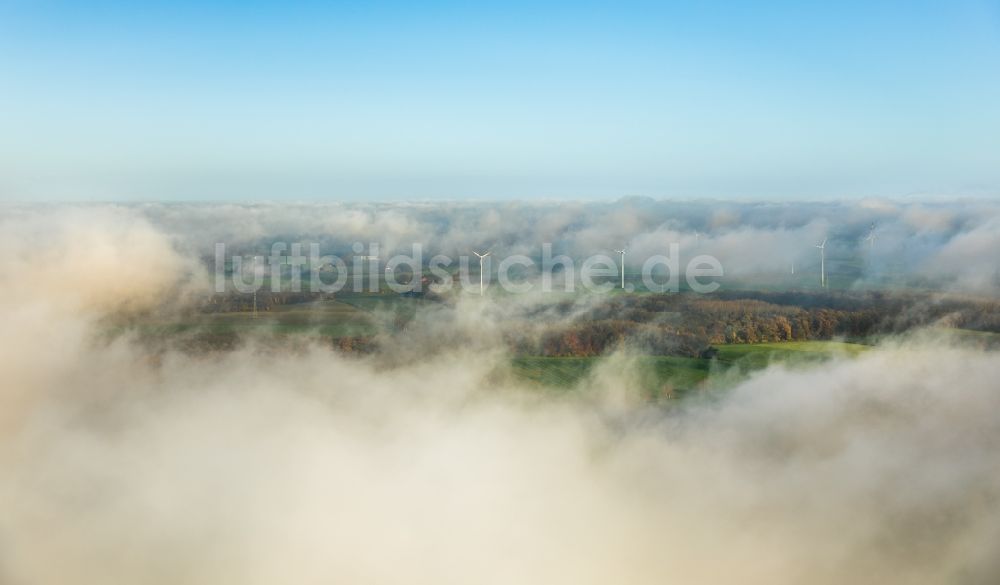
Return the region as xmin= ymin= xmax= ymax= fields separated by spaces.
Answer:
xmin=56 ymin=197 xmax=1000 ymax=293
xmin=1 ymin=203 xmax=999 ymax=584
xmin=4 ymin=0 xmax=999 ymax=579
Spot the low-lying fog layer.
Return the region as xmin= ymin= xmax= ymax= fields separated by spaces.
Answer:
xmin=7 ymin=197 xmax=1000 ymax=292
xmin=1 ymin=205 xmax=999 ymax=584
xmin=142 ymin=197 xmax=1000 ymax=292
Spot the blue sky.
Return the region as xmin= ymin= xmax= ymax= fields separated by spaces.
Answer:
xmin=1 ymin=0 xmax=998 ymax=200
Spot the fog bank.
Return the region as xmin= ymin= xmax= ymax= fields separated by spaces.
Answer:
xmin=1 ymin=204 xmax=998 ymax=584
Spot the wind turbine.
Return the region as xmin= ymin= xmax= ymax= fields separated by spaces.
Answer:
xmin=473 ymin=250 xmax=490 ymax=295
xmin=614 ymin=247 xmax=627 ymax=289
xmin=252 ymin=255 xmax=262 ymax=319
xmin=864 ymin=223 xmax=876 ymax=251
xmin=815 ymin=238 xmax=827 ymax=288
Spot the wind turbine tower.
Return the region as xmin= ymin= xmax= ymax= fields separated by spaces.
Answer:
xmin=473 ymin=250 xmax=490 ymax=295
xmin=252 ymin=255 xmax=261 ymax=318
xmin=355 ymin=254 xmax=379 ymax=293
xmin=865 ymin=223 xmax=876 ymax=251
xmin=614 ymin=248 xmax=627 ymax=289
xmin=815 ymin=238 xmax=827 ymax=288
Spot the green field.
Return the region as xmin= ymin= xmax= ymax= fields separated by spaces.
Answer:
xmin=508 ymin=340 xmax=871 ymax=397
xmin=714 ymin=340 xmax=868 ymax=369
xmin=121 ymin=298 xmax=383 ymax=341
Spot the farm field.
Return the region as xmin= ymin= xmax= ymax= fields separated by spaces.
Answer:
xmin=509 ymin=340 xmax=871 ymax=396
xmin=115 ymin=290 xmax=995 ymax=401
xmin=117 ymin=298 xmax=382 ymax=341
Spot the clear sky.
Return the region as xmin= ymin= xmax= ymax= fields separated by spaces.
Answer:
xmin=1 ymin=0 xmax=998 ymax=201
